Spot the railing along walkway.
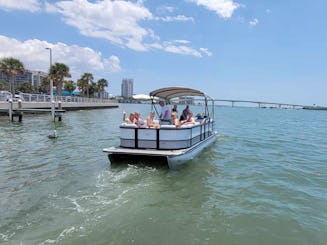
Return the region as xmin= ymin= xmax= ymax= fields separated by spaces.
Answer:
xmin=18 ymin=93 xmax=112 ymax=103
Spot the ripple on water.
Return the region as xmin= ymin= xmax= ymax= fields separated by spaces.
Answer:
xmin=1 ymin=107 xmax=327 ymax=244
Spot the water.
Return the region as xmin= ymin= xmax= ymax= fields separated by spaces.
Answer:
xmin=0 ymin=105 xmax=326 ymax=245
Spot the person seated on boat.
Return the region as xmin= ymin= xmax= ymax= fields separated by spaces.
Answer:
xmin=172 ymin=104 xmax=178 ymax=114
xmin=123 ymin=110 xmax=136 ymax=124
xmin=159 ymin=100 xmax=171 ymax=124
xmin=195 ymin=113 xmax=207 ymax=124
xmin=134 ymin=112 xmax=145 ymax=127
xmin=181 ymin=112 xmax=195 ymax=125
xmin=179 ymin=105 xmax=190 ymax=121
xmin=146 ymin=111 xmax=160 ymax=128
xmin=171 ymin=112 xmax=181 ymax=127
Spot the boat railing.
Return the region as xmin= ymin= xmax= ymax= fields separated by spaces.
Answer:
xmin=120 ymin=120 xmax=214 ymax=150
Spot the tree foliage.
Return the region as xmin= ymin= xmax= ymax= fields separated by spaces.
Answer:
xmin=0 ymin=79 xmax=9 ymax=90
xmin=0 ymin=58 xmax=111 ymax=99
xmin=49 ymin=62 xmax=71 ymax=96
xmin=16 ymin=82 xmax=35 ymax=93
xmin=64 ymin=80 xmax=76 ymax=93
xmin=39 ymin=76 xmax=50 ymax=94
xmin=78 ymin=73 xmax=93 ymax=97
xmin=0 ymin=57 xmax=25 ymax=96
xmin=97 ymin=78 xmax=108 ymax=98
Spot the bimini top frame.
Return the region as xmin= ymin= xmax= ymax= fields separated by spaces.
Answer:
xmin=149 ymin=86 xmax=215 ymax=120
xmin=150 ymin=87 xmax=210 ymax=100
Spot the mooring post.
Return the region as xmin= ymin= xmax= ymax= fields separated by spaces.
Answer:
xmin=8 ymin=99 xmax=13 ymax=121
xmin=51 ymin=100 xmax=55 ymax=121
xmin=18 ymin=99 xmax=22 ymax=109
xmin=57 ymin=100 xmax=62 ymax=121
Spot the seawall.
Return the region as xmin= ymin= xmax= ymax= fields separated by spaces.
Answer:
xmin=0 ymin=100 xmax=119 ymax=112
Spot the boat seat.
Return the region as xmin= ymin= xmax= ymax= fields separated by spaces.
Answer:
xmin=160 ymin=125 xmax=176 ymax=128
xmin=180 ymin=122 xmax=200 ymax=128
xmin=120 ymin=123 xmax=137 ymax=128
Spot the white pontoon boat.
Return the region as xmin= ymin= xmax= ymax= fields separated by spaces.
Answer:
xmin=103 ymin=87 xmax=217 ymax=168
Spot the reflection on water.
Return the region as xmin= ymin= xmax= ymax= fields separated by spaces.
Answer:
xmin=0 ymin=105 xmax=326 ymax=244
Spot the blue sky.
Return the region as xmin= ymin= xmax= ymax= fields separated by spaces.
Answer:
xmin=0 ymin=0 xmax=326 ymax=105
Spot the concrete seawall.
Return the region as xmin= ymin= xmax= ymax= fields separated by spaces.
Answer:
xmin=0 ymin=100 xmax=119 ymax=111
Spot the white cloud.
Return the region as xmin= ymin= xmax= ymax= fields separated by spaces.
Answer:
xmin=0 ymin=1 xmax=221 ymax=59
xmin=164 ymin=44 xmax=202 ymax=57
xmin=249 ymin=18 xmax=259 ymax=26
xmin=199 ymin=48 xmax=213 ymax=56
xmin=156 ymin=40 xmax=212 ymax=57
xmin=188 ymin=0 xmax=239 ymax=19
xmin=174 ymin=40 xmax=191 ymax=44
xmin=47 ymin=0 xmax=153 ymax=51
xmin=0 ymin=35 xmax=121 ymax=80
xmin=160 ymin=15 xmax=194 ymax=22
xmin=157 ymin=5 xmax=176 ymax=14
xmin=44 ymin=0 xmax=210 ymax=58
xmin=0 ymin=0 xmax=41 ymax=12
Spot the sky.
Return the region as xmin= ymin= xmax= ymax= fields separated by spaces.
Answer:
xmin=0 ymin=0 xmax=326 ymax=106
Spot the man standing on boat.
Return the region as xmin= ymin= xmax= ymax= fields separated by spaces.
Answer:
xmin=159 ymin=100 xmax=171 ymax=124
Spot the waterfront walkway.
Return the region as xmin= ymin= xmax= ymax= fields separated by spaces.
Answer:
xmin=0 ymin=93 xmax=118 ymax=112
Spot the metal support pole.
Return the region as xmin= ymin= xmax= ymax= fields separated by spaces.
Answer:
xmin=51 ymin=100 xmax=55 ymax=121
xmin=8 ymin=99 xmax=12 ymax=121
xmin=46 ymin=47 xmax=55 ymax=121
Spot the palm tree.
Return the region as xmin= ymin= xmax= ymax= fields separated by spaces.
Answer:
xmin=97 ymin=78 xmax=108 ymax=99
xmin=0 ymin=79 xmax=8 ymax=90
xmin=16 ymin=82 xmax=35 ymax=93
xmin=49 ymin=63 xmax=71 ymax=96
xmin=39 ymin=76 xmax=50 ymax=94
xmin=77 ymin=78 xmax=85 ymax=96
xmin=64 ymin=80 xmax=76 ymax=94
xmin=80 ymin=73 xmax=93 ymax=97
xmin=89 ymin=81 xmax=97 ymax=97
xmin=0 ymin=57 xmax=25 ymax=97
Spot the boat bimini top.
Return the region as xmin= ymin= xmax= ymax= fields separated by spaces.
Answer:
xmin=150 ymin=87 xmax=209 ymax=100
xmin=149 ymin=86 xmax=215 ymax=119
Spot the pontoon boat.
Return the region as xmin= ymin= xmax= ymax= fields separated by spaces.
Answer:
xmin=103 ymin=87 xmax=217 ymax=168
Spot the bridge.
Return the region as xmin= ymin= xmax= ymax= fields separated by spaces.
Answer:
xmin=213 ymin=99 xmax=306 ymax=109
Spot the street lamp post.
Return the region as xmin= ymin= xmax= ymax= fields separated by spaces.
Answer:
xmin=46 ymin=47 xmax=55 ymax=121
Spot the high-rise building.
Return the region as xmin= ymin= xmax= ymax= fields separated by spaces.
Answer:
xmin=121 ymin=79 xmax=134 ymax=98
xmin=0 ymin=70 xmax=47 ymax=88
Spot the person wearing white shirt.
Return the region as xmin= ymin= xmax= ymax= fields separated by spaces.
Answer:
xmin=159 ymin=101 xmax=171 ymax=124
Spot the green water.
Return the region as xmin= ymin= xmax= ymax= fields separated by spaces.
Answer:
xmin=0 ymin=105 xmax=326 ymax=244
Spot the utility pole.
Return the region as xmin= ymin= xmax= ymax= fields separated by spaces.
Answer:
xmin=46 ymin=47 xmax=55 ymax=121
